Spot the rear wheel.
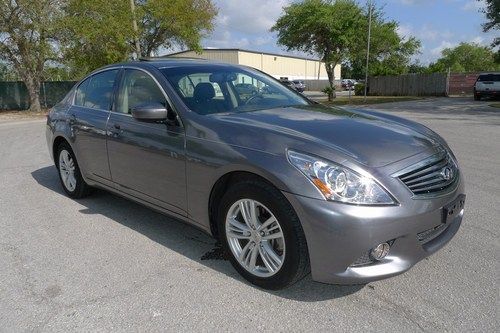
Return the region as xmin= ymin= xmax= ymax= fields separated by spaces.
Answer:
xmin=56 ymin=142 xmax=91 ymax=198
xmin=218 ymin=179 xmax=310 ymax=289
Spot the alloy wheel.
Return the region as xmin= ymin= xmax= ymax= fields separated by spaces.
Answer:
xmin=225 ymin=199 xmax=286 ymax=277
xmin=59 ymin=149 xmax=77 ymax=192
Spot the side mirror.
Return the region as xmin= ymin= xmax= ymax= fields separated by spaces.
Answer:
xmin=131 ymin=102 xmax=168 ymax=121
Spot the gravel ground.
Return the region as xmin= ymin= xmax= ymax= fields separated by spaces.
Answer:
xmin=0 ymin=97 xmax=498 ymax=332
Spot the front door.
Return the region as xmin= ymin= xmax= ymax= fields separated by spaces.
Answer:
xmin=106 ymin=69 xmax=187 ymax=216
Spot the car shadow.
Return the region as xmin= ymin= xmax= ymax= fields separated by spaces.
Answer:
xmin=31 ymin=166 xmax=364 ymax=302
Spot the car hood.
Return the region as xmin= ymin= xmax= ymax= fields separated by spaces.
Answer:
xmin=209 ymin=105 xmax=442 ymax=168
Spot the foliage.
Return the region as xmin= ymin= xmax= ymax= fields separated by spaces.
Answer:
xmin=481 ymin=0 xmax=500 ymax=33
xmin=60 ymin=0 xmax=217 ymax=77
xmin=137 ymin=0 xmax=217 ymax=57
xmin=272 ymin=0 xmax=364 ymax=92
xmin=321 ymin=86 xmax=336 ymax=101
xmin=58 ymin=0 xmax=135 ymax=78
xmin=480 ymin=0 xmax=499 ymax=57
xmin=0 ymin=62 xmax=18 ymax=80
xmin=354 ymin=83 xmax=365 ymax=96
xmin=427 ymin=42 xmax=500 ymax=73
xmin=344 ymin=4 xmax=420 ymax=78
xmin=0 ymin=0 xmax=64 ymax=111
xmin=272 ymin=0 xmax=421 ymax=85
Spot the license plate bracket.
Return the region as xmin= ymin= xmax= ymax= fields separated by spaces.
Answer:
xmin=442 ymin=194 xmax=466 ymax=224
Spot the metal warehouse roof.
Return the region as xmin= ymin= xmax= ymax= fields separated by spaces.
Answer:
xmin=166 ymin=48 xmax=322 ymax=62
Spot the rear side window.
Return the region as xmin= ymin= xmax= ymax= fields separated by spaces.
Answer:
xmin=75 ymin=69 xmax=119 ymax=110
xmin=477 ymin=74 xmax=500 ymax=82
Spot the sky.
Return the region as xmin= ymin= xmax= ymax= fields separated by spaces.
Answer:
xmin=194 ymin=0 xmax=497 ymax=64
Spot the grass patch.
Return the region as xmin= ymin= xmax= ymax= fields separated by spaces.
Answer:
xmin=490 ymin=103 xmax=500 ymax=109
xmin=320 ymin=96 xmax=424 ymax=106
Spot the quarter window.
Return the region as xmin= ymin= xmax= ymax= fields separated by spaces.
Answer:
xmin=116 ymin=69 xmax=166 ymax=114
xmin=74 ymin=77 xmax=90 ymax=107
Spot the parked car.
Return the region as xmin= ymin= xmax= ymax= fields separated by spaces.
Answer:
xmin=474 ymin=73 xmax=500 ymax=100
xmin=234 ymin=83 xmax=258 ymax=96
xmin=341 ymin=79 xmax=357 ymax=90
xmin=46 ymin=59 xmax=465 ymax=290
xmin=291 ymin=80 xmax=306 ymax=92
xmin=279 ymin=78 xmax=298 ymax=91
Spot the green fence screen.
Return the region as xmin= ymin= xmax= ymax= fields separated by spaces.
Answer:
xmin=0 ymin=81 xmax=77 ymax=110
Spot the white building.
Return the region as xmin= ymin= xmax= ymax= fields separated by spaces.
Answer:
xmin=165 ymin=48 xmax=341 ymax=82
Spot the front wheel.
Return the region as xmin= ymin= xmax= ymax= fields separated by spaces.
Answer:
xmin=218 ymin=179 xmax=310 ymax=289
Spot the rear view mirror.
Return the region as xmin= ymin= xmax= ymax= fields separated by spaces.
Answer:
xmin=209 ymin=72 xmax=237 ymax=82
xmin=131 ymin=103 xmax=168 ymax=121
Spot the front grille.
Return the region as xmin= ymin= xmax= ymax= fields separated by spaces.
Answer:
xmin=397 ymin=152 xmax=459 ymax=196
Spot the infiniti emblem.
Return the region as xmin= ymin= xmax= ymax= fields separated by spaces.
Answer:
xmin=441 ymin=166 xmax=453 ymax=181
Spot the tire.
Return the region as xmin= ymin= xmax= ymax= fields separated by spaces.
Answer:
xmin=56 ymin=142 xmax=92 ymax=199
xmin=218 ymin=179 xmax=310 ymax=289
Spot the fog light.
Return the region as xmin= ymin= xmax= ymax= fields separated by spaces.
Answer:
xmin=370 ymin=242 xmax=390 ymax=260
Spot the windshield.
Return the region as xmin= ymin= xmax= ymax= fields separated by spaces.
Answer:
xmin=160 ymin=65 xmax=310 ymax=115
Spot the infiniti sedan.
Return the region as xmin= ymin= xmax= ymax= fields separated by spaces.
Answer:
xmin=46 ymin=59 xmax=465 ymax=290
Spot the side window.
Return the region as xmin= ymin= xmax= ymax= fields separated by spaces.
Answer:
xmin=116 ymin=69 xmax=166 ymax=114
xmin=83 ymin=70 xmax=118 ymax=110
xmin=74 ymin=77 xmax=90 ymax=106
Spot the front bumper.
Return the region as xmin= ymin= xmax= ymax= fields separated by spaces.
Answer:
xmin=283 ymin=180 xmax=465 ymax=284
xmin=475 ymin=90 xmax=500 ymax=97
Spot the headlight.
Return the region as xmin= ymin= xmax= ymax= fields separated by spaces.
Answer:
xmin=287 ymin=150 xmax=396 ymax=205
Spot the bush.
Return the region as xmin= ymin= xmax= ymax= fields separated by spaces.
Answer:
xmin=322 ymin=86 xmax=336 ymax=101
xmin=354 ymin=83 xmax=365 ymax=96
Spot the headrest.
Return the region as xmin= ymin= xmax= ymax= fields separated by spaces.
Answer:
xmin=193 ymin=82 xmax=215 ymax=101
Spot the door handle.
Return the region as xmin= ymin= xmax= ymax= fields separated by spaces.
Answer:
xmin=113 ymin=123 xmax=121 ymax=130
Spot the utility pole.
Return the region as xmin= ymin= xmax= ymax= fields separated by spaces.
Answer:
xmin=130 ymin=0 xmax=141 ymax=59
xmin=363 ymin=0 xmax=372 ymax=102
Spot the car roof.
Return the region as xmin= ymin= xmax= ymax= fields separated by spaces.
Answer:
xmin=103 ymin=57 xmax=242 ymax=70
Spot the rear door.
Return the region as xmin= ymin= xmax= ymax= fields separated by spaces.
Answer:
xmin=106 ymin=68 xmax=187 ymax=215
xmin=69 ymin=69 xmax=119 ymax=181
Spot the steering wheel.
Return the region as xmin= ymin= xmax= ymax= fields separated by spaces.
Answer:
xmin=244 ymin=93 xmax=264 ymax=105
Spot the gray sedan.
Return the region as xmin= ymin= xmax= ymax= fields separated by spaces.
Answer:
xmin=46 ymin=59 xmax=465 ymax=290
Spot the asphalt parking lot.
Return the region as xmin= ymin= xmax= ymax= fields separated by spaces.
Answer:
xmin=0 ymin=97 xmax=498 ymax=332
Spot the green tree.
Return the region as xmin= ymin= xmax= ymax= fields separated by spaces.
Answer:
xmin=0 ymin=0 xmax=63 ymax=111
xmin=272 ymin=0 xmax=364 ymax=100
xmin=60 ymin=0 xmax=217 ymax=77
xmin=344 ymin=4 xmax=420 ymax=78
xmin=480 ymin=0 xmax=499 ymax=61
xmin=428 ymin=42 xmax=499 ymax=73
xmin=271 ymin=0 xmax=420 ymax=98
xmin=59 ymin=0 xmax=134 ymax=78
xmin=137 ymin=0 xmax=217 ymax=57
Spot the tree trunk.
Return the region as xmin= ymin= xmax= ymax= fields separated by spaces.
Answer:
xmin=324 ymin=61 xmax=337 ymax=101
xmin=25 ymin=76 xmax=42 ymax=112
